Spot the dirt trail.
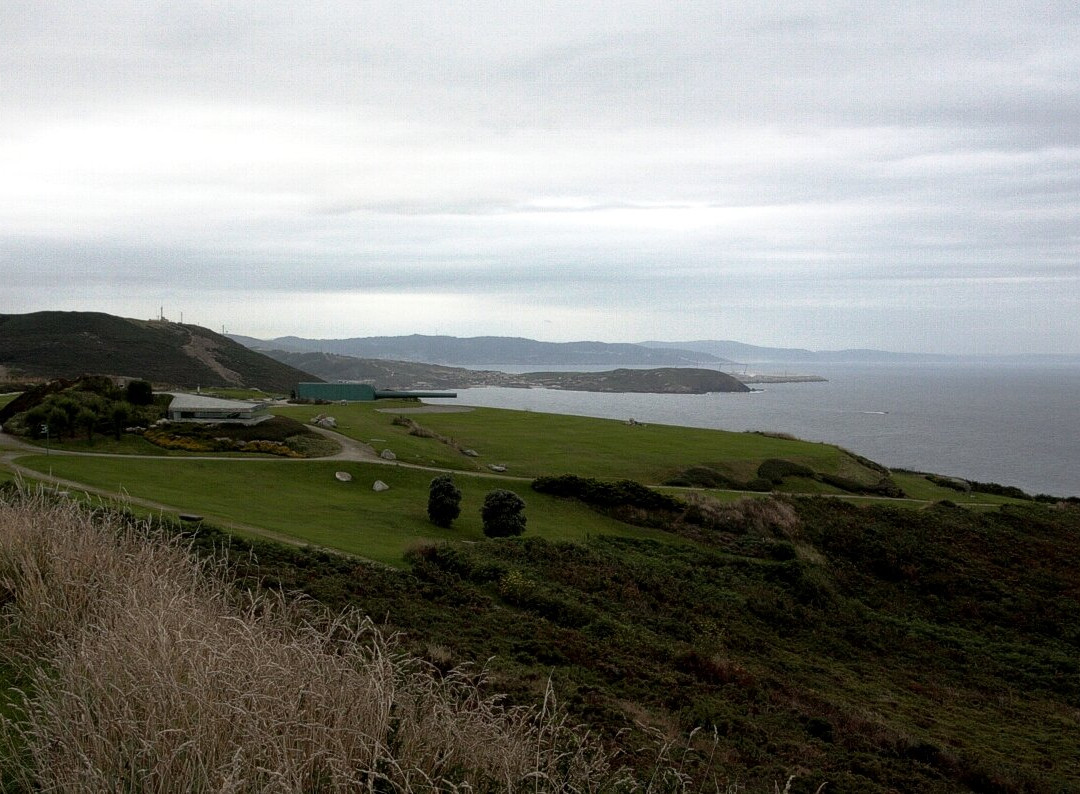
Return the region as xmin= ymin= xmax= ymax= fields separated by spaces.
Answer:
xmin=181 ymin=327 xmax=244 ymax=385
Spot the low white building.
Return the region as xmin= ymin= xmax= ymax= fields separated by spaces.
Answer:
xmin=165 ymin=393 xmax=270 ymax=425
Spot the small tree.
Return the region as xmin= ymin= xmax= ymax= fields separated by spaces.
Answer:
xmin=110 ymin=402 xmax=131 ymax=440
xmin=75 ymin=407 xmax=98 ymax=442
xmin=481 ymin=489 xmax=526 ymax=538
xmin=125 ymin=380 xmax=154 ymax=406
xmin=24 ymin=405 xmax=49 ymax=438
xmin=46 ymin=406 xmax=69 ymax=440
xmin=427 ymin=475 xmax=462 ymax=528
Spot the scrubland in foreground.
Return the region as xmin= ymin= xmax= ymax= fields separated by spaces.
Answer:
xmin=0 ymin=489 xmax=657 ymax=792
xmin=3 ymin=477 xmax=1078 ymax=793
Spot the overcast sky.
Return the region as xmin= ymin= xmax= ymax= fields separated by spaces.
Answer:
xmin=2 ymin=2 xmax=1078 ymax=353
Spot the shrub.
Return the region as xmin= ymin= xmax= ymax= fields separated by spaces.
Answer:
xmin=481 ymin=490 xmax=527 ymax=537
xmin=532 ymin=475 xmax=684 ymax=513
xmin=662 ymin=466 xmax=742 ymax=489
xmin=819 ymin=473 xmax=906 ymax=498
xmin=757 ymin=459 xmax=816 ymax=484
xmin=427 ymin=475 xmax=462 ymax=528
xmin=125 ymin=379 xmax=154 ymax=406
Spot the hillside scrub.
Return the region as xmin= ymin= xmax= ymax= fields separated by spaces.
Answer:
xmin=1 ymin=376 xmax=165 ymax=442
xmin=0 ymin=488 xmax=626 ymax=792
xmin=0 ymin=311 xmax=313 ymax=392
xmin=142 ymin=415 xmax=338 ymax=457
xmin=173 ymin=496 xmax=1080 ymax=793
xmin=532 ymin=475 xmax=801 ymax=546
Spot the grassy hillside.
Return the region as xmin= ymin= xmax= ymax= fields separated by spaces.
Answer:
xmin=273 ymin=402 xmax=880 ymax=485
xmin=180 ymin=497 xmax=1080 ymax=793
xmin=0 ymin=311 xmax=317 ymax=391
xmin=4 ymin=486 xmax=1065 ymax=792
xmin=3 ymin=392 xmax=1077 ymax=790
xmin=13 ymin=455 xmax=677 ymax=565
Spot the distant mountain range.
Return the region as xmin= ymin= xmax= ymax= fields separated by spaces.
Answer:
xmin=235 ymin=333 xmax=1080 ymax=368
xmin=229 ymin=334 xmax=723 ymax=366
xmin=641 ymin=340 xmax=1080 ymax=364
xmin=0 ymin=312 xmax=317 ymax=392
xmin=261 ymin=350 xmax=748 ymax=393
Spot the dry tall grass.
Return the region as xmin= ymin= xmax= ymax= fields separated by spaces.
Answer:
xmin=0 ymin=488 xmax=625 ymax=792
xmin=679 ymin=494 xmax=801 ymax=539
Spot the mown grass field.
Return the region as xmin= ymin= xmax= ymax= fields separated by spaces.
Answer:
xmin=12 ymin=455 xmax=679 ymax=565
xmin=6 ymin=401 xmax=1032 ymax=564
xmin=890 ymin=471 xmax=1025 ymax=505
xmin=274 ymin=401 xmax=878 ymax=484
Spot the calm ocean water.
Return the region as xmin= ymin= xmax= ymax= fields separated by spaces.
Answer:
xmin=428 ymin=363 xmax=1080 ymax=498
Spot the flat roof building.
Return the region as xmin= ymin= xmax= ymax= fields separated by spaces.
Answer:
xmin=166 ymin=393 xmax=270 ymax=425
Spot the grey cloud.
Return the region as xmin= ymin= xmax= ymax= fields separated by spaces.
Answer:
xmin=2 ymin=1 xmax=1078 ymax=351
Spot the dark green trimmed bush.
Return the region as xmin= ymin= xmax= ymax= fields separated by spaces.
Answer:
xmin=481 ymin=490 xmax=527 ymax=538
xmin=757 ymin=459 xmax=816 ymax=484
xmin=125 ymin=379 xmax=154 ymax=406
xmin=427 ymin=474 xmax=462 ymax=528
xmin=532 ymin=475 xmax=684 ymax=512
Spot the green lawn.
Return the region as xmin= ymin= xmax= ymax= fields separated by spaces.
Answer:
xmin=13 ymin=455 xmax=679 ymax=565
xmin=5 ymin=402 xmax=1027 ymax=566
xmin=18 ymin=433 xmax=181 ymax=456
xmin=890 ymin=472 xmax=1027 ymax=506
xmin=273 ymin=402 xmax=876 ymax=484
xmin=0 ymin=393 xmax=18 ymax=410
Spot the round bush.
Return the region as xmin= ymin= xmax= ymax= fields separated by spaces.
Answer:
xmin=481 ymin=490 xmax=526 ymax=538
xmin=427 ymin=475 xmax=462 ymax=528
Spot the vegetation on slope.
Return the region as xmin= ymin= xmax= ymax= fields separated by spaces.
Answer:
xmin=1 ymin=379 xmax=337 ymax=458
xmin=8 ymin=456 xmax=676 ymax=565
xmin=0 ymin=489 xmax=640 ymax=792
xmin=169 ymin=495 xmax=1080 ymax=793
xmin=4 ymin=383 xmax=1076 ymax=790
xmin=0 ymin=311 xmax=316 ymax=391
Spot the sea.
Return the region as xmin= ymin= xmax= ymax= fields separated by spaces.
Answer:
xmin=426 ymin=362 xmax=1080 ymax=498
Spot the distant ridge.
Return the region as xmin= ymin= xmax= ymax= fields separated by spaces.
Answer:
xmin=642 ymin=340 xmax=963 ymax=364
xmin=0 ymin=312 xmax=318 ymax=392
xmin=262 ymin=349 xmax=749 ymax=393
xmin=231 ymin=334 xmax=723 ymax=366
